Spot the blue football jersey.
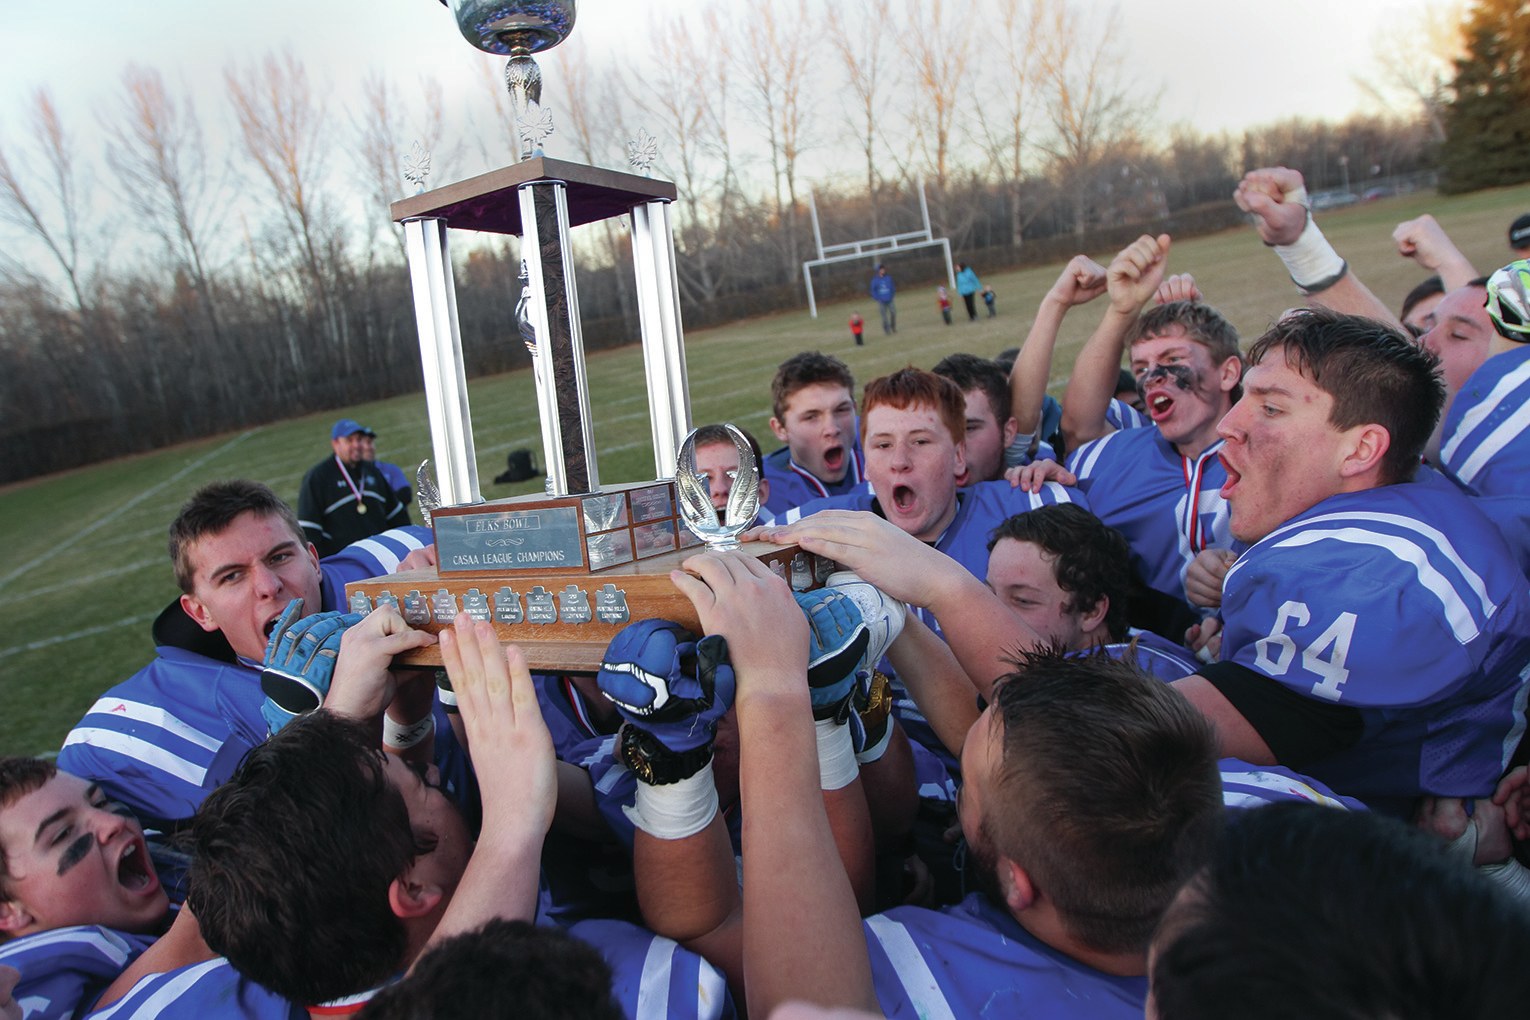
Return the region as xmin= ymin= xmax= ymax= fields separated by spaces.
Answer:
xmin=1439 ymin=345 xmax=1530 ymax=575
xmin=1099 ymin=629 xmax=1201 ymax=681
xmin=864 ymin=895 xmax=1145 ymax=1019
xmin=566 ymin=919 xmax=735 ymax=1020
xmin=1218 ymin=482 xmax=1530 ymax=803
xmin=1216 ymin=759 xmax=1364 ymax=811
xmin=1 ymin=925 xmax=155 ymax=1020
xmin=1067 ymin=428 xmax=1232 ymax=603
xmin=59 ymin=528 xmax=434 ymax=825
xmin=761 ymin=442 xmax=867 ymax=516
xmin=81 ymin=958 xmax=302 ymax=1019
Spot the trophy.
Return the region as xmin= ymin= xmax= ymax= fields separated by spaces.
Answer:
xmin=344 ymin=2 xmax=825 ymax=671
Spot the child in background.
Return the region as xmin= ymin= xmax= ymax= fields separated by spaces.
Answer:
xmin=849 ymin=312 xmax=865 ymax=346
xmin=937 ymin=286 xmax=953 ymax=325
xmin=982 ymin=285 xmax=997 ymax=317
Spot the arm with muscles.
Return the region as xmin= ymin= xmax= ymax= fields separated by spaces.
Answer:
xmin=673 ymin=552 xmax=879 ymax=1018
xmin=595 ymin=619 xmax=744 ymax=992
xmin=754 ymin=511 xmax=1047 ymax=695
xmin=885 ymin=613 xmax=983 ymax=757
xmin=1010 ymin=256 xmax=1108 ymax=455
xmin=1394 ymin=213 xmax=1478 ymax=291
xmin=1059 ymin=234 xmax=1171 ymax=451
xmin=426 ymin=617 xmax=556 ymax=946
xmin=1234 ymin=167 xmax=1399 ymax=326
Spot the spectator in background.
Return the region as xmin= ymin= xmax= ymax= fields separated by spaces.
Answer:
xmin=982 ymin=285 xmax=997 ymax=318
xmin=359 ymin=431 xmax=412 ymax=509
xmin=956 ymin=263 xmax=982 ymax=321
xmin=870 ymin=265 xmax=896 ymax=334
xmin=849 ymin=312 xmax=864 ymax=347
xmin=937 ymin=286 xmax=953 ymax=325
xmin=298 ymin=419 xmax=409 ymax=557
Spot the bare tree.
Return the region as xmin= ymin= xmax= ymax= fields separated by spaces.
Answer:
xmin=1354 ymin=0 xmax=1467 ymax=143
xmin=0 ymin=88 xmax=96 ymax=316
xmin=897 ymin=0 xmax=978 ymax=240
xmin=1034 ymin=1 xmax=1148 ymax=236
xmin=225 ymin=51 xmax=345 ymax=359
xmin=103 ymin=65 xmax=226 ymax=343
xmin=737 ymin=0 xmax=818 ymax=277
xmin=973 ymin=0 xmax=1048 ymax=245
xmin=826 ymin=0 xmax=895 ymax=237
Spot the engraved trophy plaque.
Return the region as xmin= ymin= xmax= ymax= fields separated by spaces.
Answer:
xmin=345 ymin=2 xmax=824 ymax=671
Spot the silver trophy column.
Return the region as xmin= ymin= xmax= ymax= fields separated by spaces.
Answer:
xmin=401 ymin=215 xmax=482 ymax=507
xmin=520 ymin=180 xmax=599 ymax=496
xmin=631 ymin=198 xmax=691 ymax=477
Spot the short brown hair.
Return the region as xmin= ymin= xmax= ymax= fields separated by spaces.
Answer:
xmin=692 ymin=423 xmax=764 ymax=465
xmin=861 ymin=367 xmax=966 ymax=445
xmin=985 ymin=651 xmax=1221 ymax=955
xmin=770 ymin=352 xmax=855 ymax=422
xmin=0 ymin=757 xmax=58 ymax=900
xmin=933 ymin=352 xmax=1013 ymax=425
xmin=168 ymin=481 xmax=304 ymax=593
xmin=1246 ymin=308 xmax=1443 ymax=484
xmin=1132 ymin=301 xmax=1242 ymax=366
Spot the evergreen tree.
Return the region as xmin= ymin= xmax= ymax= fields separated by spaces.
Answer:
xmin=1441 ymin=0 xmax=1530 ymax=193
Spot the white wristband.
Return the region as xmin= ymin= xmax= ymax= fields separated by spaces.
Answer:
xmin=1274 ymin=214 xmax=1347 ymax=294
xmin=1480 ymin=858 xmax=1530 ymax=906
xmin=383 ymin=713 xmax=435 ymax=751
xmin=1004 ymin=431 xmax=1035 ymax=468
xmin=816 ymin=718 xmax=860 ymax=791
xmin=623 ymin=763 xmax=719 ymax=840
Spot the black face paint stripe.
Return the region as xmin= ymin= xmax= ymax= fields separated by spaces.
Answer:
xmin=58 ymin=833 xmax=93 ymax=876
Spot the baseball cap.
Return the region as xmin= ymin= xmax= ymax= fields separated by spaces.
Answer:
xmin=1510 ymin=214 xmax=1530 ymax=251
xmin=331 ymin=418 xmax=375 ymax=440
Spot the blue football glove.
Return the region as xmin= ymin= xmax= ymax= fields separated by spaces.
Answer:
xmin=597 ymin=619 xmax=735 ymax=756
xmin=795 ymin=588 xmax=871 ymax=722
xmin=260 ymin=599 xmax=363 ymax=732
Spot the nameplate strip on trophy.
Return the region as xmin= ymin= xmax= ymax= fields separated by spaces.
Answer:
xmin=525 ymin=586 xmax=557 ymax=624
xmin=462 ymin=588 xmax=492 ymax=621
xmin=435 ymin=505 xmax=586 ymax=572
xmin=402 ymin=590 xmax=431 ymax=626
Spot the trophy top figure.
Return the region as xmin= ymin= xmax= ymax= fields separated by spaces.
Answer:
xmin=448 ymin=0 xmax=577 ymax=56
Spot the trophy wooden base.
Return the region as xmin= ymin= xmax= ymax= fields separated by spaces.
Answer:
xmin=345 ymin=540 xmax=828 ymax=673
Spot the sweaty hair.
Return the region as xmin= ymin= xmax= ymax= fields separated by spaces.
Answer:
xmin=770 ymin=352 xmax=855 ymax=422
xmin=1150 ymin=802 xmax=1530 ymax=1020
xmin=988 ymin=505 xmax=1132 ymax=641
xmin=984 ymin=651 xmax=1221 ymax=955
xmin=189 ymin=712 xmax=427 ymax=1005
xmin=861 ymin=367 xmax=967 ymax=445
xmin=1246 ymin=308 xmax=1444 ymax=484
xmin=357 ymin=919 xmax=624 ymax=1020
xmin=691 ymin=423 xmax=764 ymax=466
xmin=933 ymin=353 xmax=1013 ymax=426
xmin=1400 ymin=275 xmax=1445 ymax=325
xmin=0 ymin=757 xmax=58 ymax=900
xmin=168 ymin=480 xmax=305 ymax=593
xmin=1132 ymin=301 xmax=1242 ymax=367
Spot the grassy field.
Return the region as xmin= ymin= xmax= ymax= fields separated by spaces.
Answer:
xmin=4 ymin=181 xmax=1528 ymax=756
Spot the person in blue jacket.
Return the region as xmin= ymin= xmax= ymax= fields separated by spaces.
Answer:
xmin=870 ymin=264 xmax=897 ymax=334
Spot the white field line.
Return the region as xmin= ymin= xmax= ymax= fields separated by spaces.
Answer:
xmin=0 ymin=558 xmax=161 ymax=608
xmin=2 ymin=431 xmax=257 ymax=589
xmin=1 ymin=611 xmax=158 ymax=657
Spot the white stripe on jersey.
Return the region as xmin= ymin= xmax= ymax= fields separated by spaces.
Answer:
xmin=1440 ymin=356 xmax=1530 ymax=469
xmin=1270 ymin=528 xmax=1484 ymax=643
xmin=75 ymin=698 xmax=222 ymax=751
xmin=694 ymin=954 xmax=728 ymax=1020
xmin=0 ymin=924 xmax=137 ymax=965
xmin=1069 ymin=430 xmax=1120 ymax=480
xmin=347 ymin=529 xmax=428 ymax=574
xmin=60 ymin=729 xmax=209 ymax=787
xmin=1453 ymin=397 xmax=1530 ymax=486
xmin=1505 ymin=662 xmax=1530 ymax=770
xmin=1029 ymin=481 xmax=1075 ymax=508
xmin=90 ymin=958 xmax=227 ymax=1020
xmin=864 ymin=915 xmax=958 ymax=1020
xmin=1236 ymin=510 xmax=1495 ymax=620
xmin=634 ymin=937 xmax=675 ymax=1020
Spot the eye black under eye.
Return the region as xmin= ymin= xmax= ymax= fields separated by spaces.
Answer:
xmin=57 ymin=833 xmax=93 ymax=876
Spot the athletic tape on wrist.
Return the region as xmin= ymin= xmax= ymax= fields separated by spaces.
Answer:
xmin=622 ymin=763 xmax=719 ymax=840
xmin=1003 ymin=431 xmax=1035 ymax=468
xmin=1480 ymin=858 xmax=1530 ymax=905
xmin=1274 ymin=214 xmax=1347 ymax=294
xmin=383 ymin=714 xmax=435 ymax=751
xmin=816 ymin=718 xmax=860 ymax=791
